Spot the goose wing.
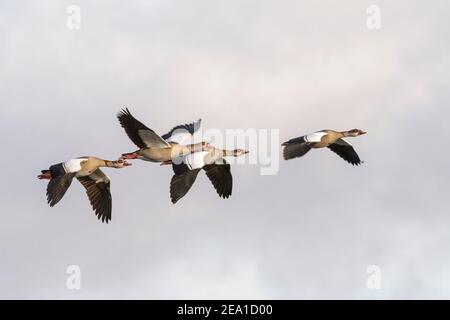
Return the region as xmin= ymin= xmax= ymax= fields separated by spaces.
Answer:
xmin=281 ymin=136 xmax=313 ymax=160
xmin=117 ymin=108 xmax=170 ymax=149
xmin=171 ymin=151 xmax=210 ymax=174
xmin=46 ymin=173 xmax=76 ymax=207
xmin=204 ymin=159 xmax=232 ymax=199
xmin=327 ymin=139 xmax=362 ymax=166
xmin=77 ymin=169 xmax=112 ymax=223
xmin=170 ymin=168 xmax=201 ymax=204
xmin=162 ymin=118 xmax=202 ymax=145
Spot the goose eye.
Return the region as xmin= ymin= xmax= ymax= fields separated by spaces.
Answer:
xmin=118 ymin=159 xmax=123 ymax=163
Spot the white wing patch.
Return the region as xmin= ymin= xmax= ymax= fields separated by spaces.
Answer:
xmin=185 ymin=151 xmax=209 ymax=170
xmin=63 ymin=158 xmax=86 ymax=173
xmin=305 ymin=131 xmax=327 ymax=143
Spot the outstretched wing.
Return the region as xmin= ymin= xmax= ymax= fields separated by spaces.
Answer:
xmin=46 ymin=173 xmax=76 ymax=207
xmin=77 ymin=169 xmax=112 ymax=223
xmin=162 ymin=118 xmax=202 ymax=145
xmin=204 ymin=160 xmax=232 ymax=199
xmin=281 ymin=136 xmax=313 ymax=160
xmin=117 ymin=108 xmax=170 ymax=149
xmin=327 ymin=139 xmax=362 ymax=166
xmin=171 ymin=156 xmax=191 ymax=175
xmin=170 ymin=169 xmax=201 ymax=204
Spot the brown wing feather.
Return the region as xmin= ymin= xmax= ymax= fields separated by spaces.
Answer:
xmin=170 ymin=169 xmax=201 ymax=204
xmin=161 ymin=119 xmax=201 ymax=141
xmin=327 ymin=139 xmax=362 ymax=166
xmin=204 ymin=161 xmax=233 ymax=199
xmin=282 ymin=136 xmax=313 ymax=160
xmin=117 ymin=108 xmax=168 ymax=149
xmin=46 ymin=173 xmax=76 ymax=207
xmin=77 ymin=170 xmax=112 ymax=223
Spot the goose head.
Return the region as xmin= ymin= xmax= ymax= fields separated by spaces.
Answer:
xmin=345 ymin=129 xmax=367 ymax=137
xmin=120 ymin=152 xmax=142 ymax=160
xmin=187 ymin=141 xmax=211 ymax=153
xmin=111 ymin=159 xmax=132 ymax=168
xmin=201 ymin=141 xmax=212 ymax=151
xmin=233 ymin=149 xmax=250 ymax=156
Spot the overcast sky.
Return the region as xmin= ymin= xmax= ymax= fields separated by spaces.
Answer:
xmin=1 ymin=0 xmax=450 ymax=299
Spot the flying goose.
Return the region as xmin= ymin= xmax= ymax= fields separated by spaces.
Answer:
xmin=282 ymin=129 xmax=366 ymax=165
xmin=169 ymin=147 xmax=249 ymax=203
xmin=117 ymin=108 xmax=209 ymax=163
xmin=38 ymin=157 xmax=131 ymax=223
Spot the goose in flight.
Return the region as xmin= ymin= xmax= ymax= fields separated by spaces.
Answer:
xmin=117 ymin=108 xmax=209 ymax=163
xmin=282 ymin=129 xmax=366 ymax=165
xmin=38 ymin=157 xmax=131 ymax=223
xmin=169 ymin=147 xmax=249 ymax=203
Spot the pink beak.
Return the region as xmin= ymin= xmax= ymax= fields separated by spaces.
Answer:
xmin=121 ymin=153 xmax=139 ymax=160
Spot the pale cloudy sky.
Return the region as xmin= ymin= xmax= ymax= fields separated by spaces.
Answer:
xmin=1 ymin=0 xmax=450 ymax=299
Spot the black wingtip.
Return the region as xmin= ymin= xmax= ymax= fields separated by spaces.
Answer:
xmin=117 ymin=107 xmax=131 ymax=119
xmin=170 ymin=192 xmax=182 ymax=204
xmin=47 ymin=192 xmax=55 ymax=207
xmin=351 ymin=159 xmax=364 ymax=166
xmin=195 ymin=118 xmax=202 ymax=129
xmin=282 ymin=148 xmax=296 ymax=161
xmin=97 ymin=211 xmax=111 ymax=224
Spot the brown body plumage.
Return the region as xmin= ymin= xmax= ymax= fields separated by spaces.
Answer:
xmin=282 ymin=129 xmax=366 ymax=165
xmin=38 ymin=157 xmax=131 ymax=223
xmin=117 ymin=108 xmax=209 ymax=162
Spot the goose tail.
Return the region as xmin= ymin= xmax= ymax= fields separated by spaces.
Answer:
xmin=38 ymin=170 xmax=51 ymax=180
